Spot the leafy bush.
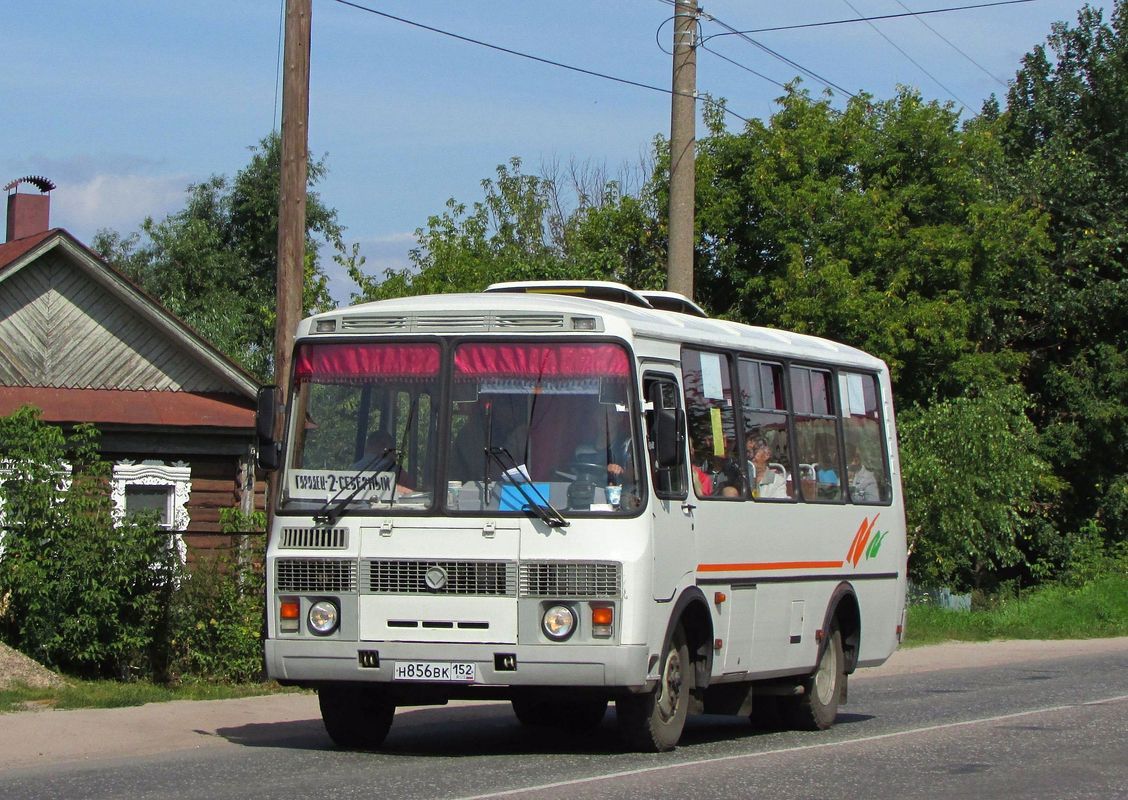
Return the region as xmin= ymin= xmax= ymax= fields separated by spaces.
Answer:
xmin=0 ymin=407 xmax=179 ymax=679
xmin=899 ymin=385 xmax=1060 ymax=591
xmin=167 ymin=509 xmax=266 ymax=683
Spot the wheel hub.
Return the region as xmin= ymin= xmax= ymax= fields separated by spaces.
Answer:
xmin=657 ymin=649 xmax=683 ymax=721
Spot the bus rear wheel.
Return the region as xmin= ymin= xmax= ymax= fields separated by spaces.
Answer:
xmin=617 ymin=624 xmax=692 ymax=752
xmin=788 ymin=625 xmax=845 ymax=730
xmin=318 ymin=685 xmax=396 ymax=750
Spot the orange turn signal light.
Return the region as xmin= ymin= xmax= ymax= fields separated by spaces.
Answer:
xmin=591 ymin=607 xmax=613 ymax=627
xmin=280 ymin=600 xmax=300 ymax=620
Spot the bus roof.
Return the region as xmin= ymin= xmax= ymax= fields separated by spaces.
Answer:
xmin=304 ymin=289 xmax=886 ymax=371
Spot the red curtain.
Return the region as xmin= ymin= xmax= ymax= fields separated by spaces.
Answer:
xmin=294 ymin=343 xmax=440 ymax=381
xmin=454 ymin=343 xmax=629 ymax=377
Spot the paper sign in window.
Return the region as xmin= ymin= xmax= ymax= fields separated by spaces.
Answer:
xmin=710 ymin=407 xmax=725 ymax=457
xmin=700 ymin=352 xmax=725 ymax=399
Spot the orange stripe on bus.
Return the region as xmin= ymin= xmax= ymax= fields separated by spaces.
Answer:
xmin=697 ymin=561 xmax=845 ymax=572
xmin=846 ymin=518 xmax=869 ymax=565
xmin=847 ymin=513 xmax=881 ymax=567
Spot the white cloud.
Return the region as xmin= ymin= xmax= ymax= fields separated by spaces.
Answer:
xmin=50 ymin=173 xmax=190 ymax=241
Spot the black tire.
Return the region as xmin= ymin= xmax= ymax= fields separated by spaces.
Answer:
xmin=318 ymin=685 xmax=396 ymax=750
xmin=617 ymin=624 xmax=692 ymax=752
xmin=511 ymin=696 xmax=609 ymax=732
xmin=789 ymin=626 xmax=845 ymax=731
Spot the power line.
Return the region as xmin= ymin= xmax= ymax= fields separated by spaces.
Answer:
xmin=698 ymin=11 xmax=859 ymax=98
xmin=699 ymin=43 xmax=790 ymax=92
xmin=700 ymin=0 xmax=1037 ymax=40
xmin=331 ymin=0 xmax=752 ymax=123
xmin=891 ymin=0 xmax=1010 ymax=87
xmin=838 ymin=0 xmax=973 ymax=111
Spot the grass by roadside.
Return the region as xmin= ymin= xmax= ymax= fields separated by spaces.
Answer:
xmin=904 ymin=573 xmax=1128 ymax=646
xmin=0 ymin=680 xmax=302 ymax=714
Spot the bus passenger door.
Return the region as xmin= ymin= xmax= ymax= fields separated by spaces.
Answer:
xmin=642 ymin=371 xmax=694 ymax=600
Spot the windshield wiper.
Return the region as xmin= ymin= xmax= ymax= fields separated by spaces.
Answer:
xmin=313 ymin=449 xmax=398 ymax=526
xmin=486 ymin=446 xmax=569 ymax=528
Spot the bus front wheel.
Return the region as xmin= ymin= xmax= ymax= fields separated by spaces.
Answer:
xmin=616 ymin=624 xmax=692 ymax=751
xmin=318 ymin=685 xmax=396 ymax=749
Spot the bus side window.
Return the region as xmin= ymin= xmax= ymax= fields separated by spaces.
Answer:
xmin=791 ymin=366 xmax=844 ymax=503
xmin=644 ymin=375 xmax=687 ymax=498
xmin=738 ymin=358 xmax=794 ymax=501
xmin=839 ymin=371 xmax=891 ymax=504
xmin=682 ymin=349 xmax=740 ymax=499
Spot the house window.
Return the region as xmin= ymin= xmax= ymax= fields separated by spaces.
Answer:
xmin=124 ymin=485 xmax=174 ymax=528
xmin=112 ymin=461 xmax=192 ymax=560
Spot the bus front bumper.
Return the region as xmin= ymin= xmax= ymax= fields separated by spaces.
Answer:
xmin=265 ymin=638 xmax=650 ymax=690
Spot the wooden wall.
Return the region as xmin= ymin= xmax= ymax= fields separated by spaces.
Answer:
xmin=0 ymin=251 xmax=230 ymax=391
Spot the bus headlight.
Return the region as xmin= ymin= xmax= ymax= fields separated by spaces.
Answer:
xmin=542 ymin=605 xmax=576 ymax=641
xmin=308 ymin=600 xmax=339 ymax=635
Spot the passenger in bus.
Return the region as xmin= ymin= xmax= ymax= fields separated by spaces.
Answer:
xmin=352 ymin=429 xmax=394 ymax=469
xmin=691 ymin=463 xmax=713 ymax=496
xmin=603 ymin=412 xmax=635 ymax=485
xmin=690 ymin=425 xmax=742 ymax=496
xmin=352 ymin=430 xmax=413 ymax=495
xmin=816 ymin=448 xmax=841 ymax=499
xmin=714 ymin=458 xmax=744 ymax=497
xmin=848 ymin=447 xmax=879 ymax=502
xmin=746 ymin=434 xmax=788 ymax=499
xmin=688 ymin=439 xmax=714 ymax=496
xmin=450 ymin=396 xmax=530 ymax=481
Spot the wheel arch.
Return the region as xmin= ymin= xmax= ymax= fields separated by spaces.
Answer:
xmin=664 ymin=586 xmax=715 ymax=689
xmin=822 ymin=582 xmax=861 ymax=674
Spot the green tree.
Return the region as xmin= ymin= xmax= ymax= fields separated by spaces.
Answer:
xmin=349 ymin=157 xmax=665 ymax=301
xmin=0 ymin=408 xmax=178 ymax=679
xmin=899 ymin=386 xmax=1059 ymax=590
xmin=94 ymin=133 xmax=340 ymax=379
xmin=691 ymin=86 xmax=1050 ymax=408
xmin=995 ymin=1 xmax=1128 ymax=543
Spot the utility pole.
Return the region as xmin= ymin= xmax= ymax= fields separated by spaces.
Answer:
xmin=275 ymin=0 xmax=312 ymax=406
xmin=269 ymin=0 xmax=311 ymax=517
xmin=667 ymin=0 xmax=698 ymax=300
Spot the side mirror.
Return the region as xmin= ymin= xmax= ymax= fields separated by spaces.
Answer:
xmin=256 ymin=385 xmax=281 ymax=471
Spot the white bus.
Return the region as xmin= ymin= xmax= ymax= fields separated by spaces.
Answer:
xmin=257 ymin=281 xmax=907 ymax=752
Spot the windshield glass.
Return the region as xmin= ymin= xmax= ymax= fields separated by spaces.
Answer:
xmin=284 ymin=342 xmax=440 ymax=511
xmin=447 ymin=342 xmax=641 ymax=516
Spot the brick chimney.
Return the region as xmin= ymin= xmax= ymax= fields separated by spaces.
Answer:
xmin=5 ymin=176 xmax=56 ymax=242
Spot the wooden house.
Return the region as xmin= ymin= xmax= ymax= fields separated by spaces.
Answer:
xmin=0 ymin=177 xmax=264 ymax=553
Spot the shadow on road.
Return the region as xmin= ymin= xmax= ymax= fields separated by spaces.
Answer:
xmin=213 ymin=702 xmax=871 ymax=757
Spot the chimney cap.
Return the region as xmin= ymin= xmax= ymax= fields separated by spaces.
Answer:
xmin=5 ymin=176 xmax=56 ymax=194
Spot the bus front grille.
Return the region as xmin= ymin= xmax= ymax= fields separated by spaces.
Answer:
xmin=276 ymin=558 xmax=357 ymax=592
xmin=363 ymin=559 xmax=517 ymax=596
xmin=519 ymin=561 xmax=622 ymax=598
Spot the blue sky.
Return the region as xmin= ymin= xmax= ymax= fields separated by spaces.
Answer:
xmin=1 ymin=0 xmax=1105 ymax=302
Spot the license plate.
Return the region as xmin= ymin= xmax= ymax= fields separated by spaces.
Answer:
xmin=393 ymin=661 xmax=476 ymax=682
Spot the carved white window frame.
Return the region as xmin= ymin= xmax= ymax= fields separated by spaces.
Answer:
xmin=112 ymin=460 xmax=192 ymax=561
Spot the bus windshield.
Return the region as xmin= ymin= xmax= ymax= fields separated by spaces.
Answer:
xmin=281 ymin=340 xmax=642 ymax=517
xmin=284 ymin=342 xmax=441 ymax=510
xmin=447 ymin=341 xmax=639 ymax=515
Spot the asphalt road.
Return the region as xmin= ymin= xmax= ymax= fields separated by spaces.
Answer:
xmin=1 ymin=638 xmax=1125 ymax=800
